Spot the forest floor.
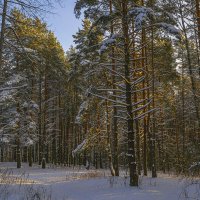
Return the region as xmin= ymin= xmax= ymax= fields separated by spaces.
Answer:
xmin=0 ymin=162 xmax=199 ymax=200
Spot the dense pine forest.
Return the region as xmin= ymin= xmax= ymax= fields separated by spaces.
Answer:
xmin=0 ymin=0 xmax=200 ymax=198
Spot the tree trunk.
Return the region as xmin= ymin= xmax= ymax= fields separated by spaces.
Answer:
xmin=141 ymin=0 xmax=148 ymax=177
xmin=151 ymin=26 xmax=157 ymax=178
xmin=16 ymin=143 xmax=21 ymax=169
xmin=195 ymin=0 xmax=200 ymax=48
xmin=0 ymin=0 xmax=8 ymax=70
xmin=28 ymin=146 xmax=33 ymax=167
xmin=109 ymin=0 xmax=119 ymax=177
xmin=42 ymin=68 xmax=48 ymax=168
xmin=1 ymin=147 xmax=4 ymax=162
xmin=38 ymin=75 xmax=42 ymax=165
xmin=106 ymin=100 xmax=115 ymax=176
xmin=16 ymin=102 xmax=21 ymax=169
xmin=122 ymin=1 xmax=138 ymax=186
xmin=181 ymin=56 xmax=186 ymax=172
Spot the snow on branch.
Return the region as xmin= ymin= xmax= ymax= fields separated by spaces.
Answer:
xmin=30 ymin=101 xmax=39 ymax=110
xmin=98 ymin=34 xmax=120 ymax=55
xmin=189 ymin=162 xmax=200 ymax=172
xmin=0 ymin=85 xmax=27 ymax=92
xmin=157 ymin=23 xmax=181 ymax=39
xmin=23 ymin=138 xmax=34 ymax=147
xmin=0 ymin=90 xmax=15 ymax=102
xmin=129 ymin=7 xmax=154 ymax=30
xmin=0 ymin=136 xmax=9 ymax=144
xmin=133 ymin=108 xmax=158 ymax=121
xmin=19 ymin=47 xmax=36 ymax=54
xmin=72 ymin=139 xmax=87 ymax=157
xmin=6 ymin=74 xmax=26 ymax=86
xmin=75 ymin=100 xmax=89 ymax=124
xmin=0 ymin=75 xmax=27 ymax=102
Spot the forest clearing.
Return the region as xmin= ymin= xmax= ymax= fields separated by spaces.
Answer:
xmin=0 ymin=162 xmax=199 ymax=200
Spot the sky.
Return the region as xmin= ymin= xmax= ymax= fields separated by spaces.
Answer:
xmin=46 ymin=0 xmax=83 ymax=51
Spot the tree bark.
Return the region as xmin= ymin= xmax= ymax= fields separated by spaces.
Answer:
xmin=109 ymin=0 xmax=119 ymax=177
xmin=0 ymin=0 xmax=8 ymax=70
xmin=141 ymin=0 xmax=148 ymax=177
xmin=151 ymin=25 xmax=157 ymax=178
xmin=16 ymin=102 xmax=21 ymax=169
xmin=106 ymin=100 xmax=115 ymax=176
xmin=195 ymin=0 xmax=200 ymax=48
xmin=122 ymin=1 xmax=138 ymax=186
xmin=38 ymin=74 xmax=42 ymax=165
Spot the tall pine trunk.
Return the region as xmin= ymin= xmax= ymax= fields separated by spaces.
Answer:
xmin=150 ymin=24 xmax=157 ymax=178
xmin=122 ymin=1 xmax=138 ymax=186
xmin=195 ymin=0 xmax=200 ymax=48
xmin=16 ymin=102 xmax=21 ymax=168
xmin=109 ymin=0 xmax=119 ymax=177
xmin=38 ymin=75 xmax=42 ymax=165
xmin=105 ymin=100 xmax=115 ymax=176
xmin=0 ymin=0 xmax=8 ymax=70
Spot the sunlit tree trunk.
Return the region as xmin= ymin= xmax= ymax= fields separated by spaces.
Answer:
xmin=150 ymin=11 xmax=157 ymax=177
xmin=142 ymin=27 xmax=148 ymax=176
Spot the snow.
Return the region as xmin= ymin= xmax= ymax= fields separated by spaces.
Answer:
xmin=99 ymin=34 xmax=120 ymax=55
xmin=80 ymin=59 xmax=90 ymax=65
xmin=72 ymin=139 xmax=87 ymax=157
xmin=158 ymin=23 xmax=181 ymax=38
xmin=6 ymin=75 xmax=25 ymax=86
xmin=129 ymin=7 xmax=154 ymax=30
xmin=189 ymin=162 xmax=200 ymax=172
xmin=24 ymin=138 xmax=34 ymax=146
xmin=9 ymin=117 xmax=20 ymax=128
xmin=0 ymin=162 xmax=199 ymax=200
xmin=28 ymin=122 xmax=36 ymax=131
xmin=23 ymin=47 xmax=36 ymax=53
xmin=31 ymin=102 xmax=39 ymax=110
xmin=0 ymin=89 xmax=15 ymax=102
xmin=75 ymin=100 xmax=89 ymax=124
xmin=0 ymin=74 xmax=27 ymax=102
xmin=22 ymin=102 xmax=28 ymax=108
xmin=0 ymin=137 xmax=9 ymax=143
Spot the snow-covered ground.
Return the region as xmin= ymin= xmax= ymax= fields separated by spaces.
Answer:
xmin=0 ymin=162 xmax=199 ymax=200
